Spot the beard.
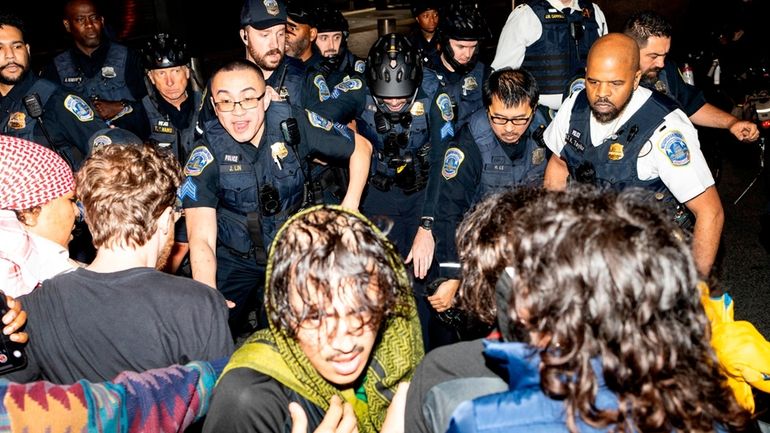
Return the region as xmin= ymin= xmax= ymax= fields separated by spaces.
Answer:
xmin=249 ymin=45 xmax=283 ymax=71
xmin=285 ymin=37 xmax=309 ymax=58
xmin=0 ymin=62 xmax=28 ymax=86
xmin=590 ymin=92 xmax=633 ymax=124
xmin=640 ymin=68 xmax=661 ymax=87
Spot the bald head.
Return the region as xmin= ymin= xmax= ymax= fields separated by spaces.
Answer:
xmin=587 ymin=33 xmax=640 ymax=75
xmin=584 ymin=34 xmax=642 ymax=124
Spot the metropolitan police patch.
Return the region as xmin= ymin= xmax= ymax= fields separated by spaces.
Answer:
xmin=184 ymin=146 xmax=214 ymax=176
xmin=436 ymin=93 xmax=454 ymax=122
xmin=568 ymin=77 xmax=586 ymax=98
xmin=659 ymin=131 xmax=690 ymax=166
xmin=64 ymin=94 xmax=94 ymax=122
xmin=442 ymin=147 xmax=465 ymax=180
xmin=335 ymin=77 xmax=362 ymax=92
xmin=314 ymin=75 xmax=331 ymax=101
xmin=307 ymin=110 xmax=333 ymax=131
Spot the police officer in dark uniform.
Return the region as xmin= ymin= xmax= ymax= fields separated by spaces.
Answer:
xmin=41 ymin=0 xmax=147 ymax=134
xmin=357 ymin=34 xmax=444 ymax=347
xmin=181 ymin=59 xmax=371 ymax=334
xmin=285 ymin=0 xmax=322 ymax=67
xmin=409 ymin=0 xmax=441 ymax=68
xmin=0 ymin=13 xmax=106 ymax=169
xmin=422 ymin=3 xmax=492 ymax=149
xmin=313 ymin=4 xmax=366 ymax=83
xmin=431 ymin=68 xmax=551 ymax=319
xmin=139 ymin=33 xmax=201 ymax=164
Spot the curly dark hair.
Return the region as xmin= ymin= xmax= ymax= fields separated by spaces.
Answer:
xmin=266 ymin=207 xmax=411 ymax=338
xmin=456 ymin=187 xmax=546 ymax=328
xmin=503 ymin=187 xmax=749 ymax=432
xmin=623 ymin=11 xmax=673 ymax=48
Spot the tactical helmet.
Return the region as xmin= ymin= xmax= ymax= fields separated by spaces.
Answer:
xmin=143 ymin=33 xmax=189 ymax=70
xmin=439 ymin=3 xmax=489 ymax=41
xmin=314 ymin=5 xmax=349 ymax=36
xmin=439 ymin=4 xmax=488 ymax=74
xmin=366 ymin=33 xmax=423 ymax=106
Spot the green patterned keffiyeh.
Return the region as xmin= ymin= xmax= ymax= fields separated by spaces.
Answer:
xmin=222 ymin=205 xmax=424 ymax=433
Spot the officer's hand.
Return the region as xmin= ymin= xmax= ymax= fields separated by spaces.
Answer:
xmin=729 ymin=120 xmax=760 ymax=142
xmin=266 ymin=86 xmax=282 ymax=101
xmin=92 ymin=99 xmax=125 ymax=120
xmin=3 ymin=295 xmax=28 ymax=344
xmin=289 ymin=395 xmax=358 ymax=433
xmin=380 ymin=382 xmax=409 ymax=433
xmin=427 ymin=279 xmax=460 ymax=313
xmin=405 ymin=228 xmax=434 ymax=279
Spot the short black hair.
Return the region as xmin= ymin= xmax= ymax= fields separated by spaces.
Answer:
xmin=0 ymin=12 xmax=27 ymax=41
xmin=483 ymin=67 xmax=539 ymax=109
xmin=623 ymin=11 xmax=673 ymax=48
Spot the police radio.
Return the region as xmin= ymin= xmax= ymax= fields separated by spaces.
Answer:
xmin=280 ymin=118 xmax=300 ymax=146
xmin=23 ymin=93 xmax=74 ymax=168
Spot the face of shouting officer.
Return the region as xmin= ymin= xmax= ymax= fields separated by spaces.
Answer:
xmin=488 ymin=96 xmax=533 ymax=145
xmin=241 ymin=23 xmax=286 ymax=73
xmin=639 ymin=35 xmax=671 ymax=84
xmin=211 ymin=61 xmax=270 ymax=145
xmin=584 ymin=33 xmax=642 ymax=124
xmin=0 ymin=23 xmax=30 ymax=93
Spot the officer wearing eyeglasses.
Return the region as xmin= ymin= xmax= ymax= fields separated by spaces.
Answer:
xmin=180 ymin=59 xmax=372 ymax=336
xmin=430 ymin=68 xmax=551 ymax=319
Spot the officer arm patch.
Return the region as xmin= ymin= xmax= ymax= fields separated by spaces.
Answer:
xmin=314 ymin=75 xmax=331 ymax=102
xmin=658 ymin=130 xmax=690 ymax=166
xmin=64 ymin=94 xmax=95 ymax=122
xmin=334 ymin=77 xmax=363 ymax=93
xmin=441 ymin=147 xmax=465 ymax=180
xmin=178 ymin=177 xmax=198 ymax=202
xmin=436 ymin=93 xmax=454 ymax=122
xmin=184 ymin=146 xmax=215 ymax=176
xmin=307 ymin=110 xmax=333 ymax=131
xmin=440 ymin=122 xmax=455 ymax=140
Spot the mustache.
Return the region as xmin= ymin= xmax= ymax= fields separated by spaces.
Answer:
xmin=0 ymin=62 xmax=23 ymax=70
xmin=326 ymin=345 xmax=364 ymax=362
xmin=265 ymin=49 xmax=282 ymax=57
xmin=594 ymin=97 xmax=616 ymax=106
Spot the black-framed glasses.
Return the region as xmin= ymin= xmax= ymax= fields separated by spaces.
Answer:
xmin=489 ymin=111 xmax=533 ymax=126
xmin=214 ymin=92 xmax=266 ymax=112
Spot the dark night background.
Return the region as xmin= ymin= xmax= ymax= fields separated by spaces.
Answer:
xmin=4 ymin=0 xmax=766 ymax=79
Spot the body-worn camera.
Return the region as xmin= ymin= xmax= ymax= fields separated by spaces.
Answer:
xmin=260 ymin=184 xmax=281 ymax=216
xmin=0 ymin=293 xmax=26 ymax=374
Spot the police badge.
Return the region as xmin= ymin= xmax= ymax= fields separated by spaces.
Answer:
xmin=264 ymin=0 xmax=279 ymax=16
xmin=462 ymin=76 xmax=478 ymax=96
xmin=101 ymin=66 xmax=117 ymax=78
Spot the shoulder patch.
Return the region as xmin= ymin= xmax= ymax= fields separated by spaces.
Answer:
xmin=334 ymin=123 xmax=352 ymax=140
xmin=658 ymin=130 xmax=690 ymax=166
xmin=64 ymin=94 xmax=94 ymax=122
xmin=442 ymin=147 xmax=465 ymax=180
xmin=307 ymin=110 xmax=333 ymax=131
xmin=178 ymin=177 xmax=198 ymax=202
xmin=334 ymin=77 xmax=363 ymax=93
xmin=354 ymin=60 xmax=366 ymax=74
xmin=436 ymin=93 xmax=454 ymax=122
xmin=184 ymin=146 xmax=214 ymax=176
xmin=314 ymin=75 xmax=331 ymax=102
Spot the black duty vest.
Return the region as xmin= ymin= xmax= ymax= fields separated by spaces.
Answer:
xmin=472 ymin=107 xmax=549 ymax=201
xmin=2 ymin=79 xmax=57 ymax=142
xmin=422 ymin=61 xmax=486 ymax=131
xmin=521 ymin=0 xmax=599 ymax=95
xmin=207 ymin=101 xmax=304 ymax=254
xmin=53 ymin=44 xmax=134 ymax=101
xmin=142 ymin=90 xmax=202 ymax=163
